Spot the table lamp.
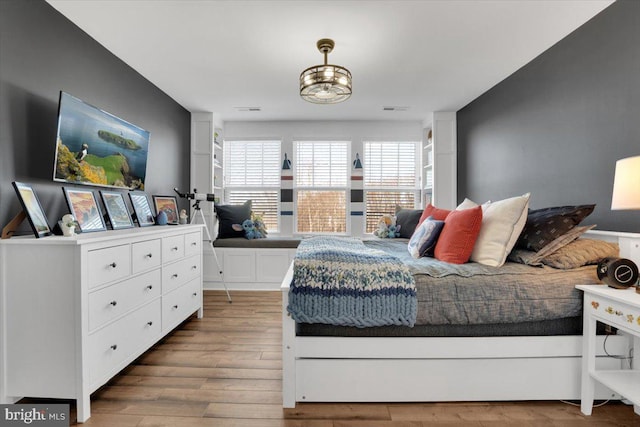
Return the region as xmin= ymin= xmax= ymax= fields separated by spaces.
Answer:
xmin=611 ymin=155 xmax=640 ymax=293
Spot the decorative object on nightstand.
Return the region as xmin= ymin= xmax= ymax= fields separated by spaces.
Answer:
xmin=597 ymin=257 xmax=639 ymax=289
xmin=300 ymin=38 xmax=352 ymax=104
xmin=611 ymin=155 xmax=640 ymax=293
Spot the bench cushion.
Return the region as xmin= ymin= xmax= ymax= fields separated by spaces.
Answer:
xmin=213 ymin=237 xmax=301 ymax=249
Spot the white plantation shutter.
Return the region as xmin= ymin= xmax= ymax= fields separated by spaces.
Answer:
xmin=224 ymin=141 xmax=281 ymax=187
xmin=364 ymin=141 xmax=417 ymax=188
xmin=223 ymin=140 xmax=280 ymax=232
xmin=296 ymin=141 xmax=348 ymax=187
xmin=295 ymin=141 xmax=349 ymax=233
xmin=364 ymin=141 xmax=420 ymax=233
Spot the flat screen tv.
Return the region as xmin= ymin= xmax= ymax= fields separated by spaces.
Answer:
xmin=53 ymin=92 xmax=150 ymax=190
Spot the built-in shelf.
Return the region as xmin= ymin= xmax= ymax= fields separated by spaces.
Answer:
xmin=422 ymin=127 xmax=434 ymax=207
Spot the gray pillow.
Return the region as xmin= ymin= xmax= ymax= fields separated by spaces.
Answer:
xmin=395 ymin=208 xmax=423 ymax=239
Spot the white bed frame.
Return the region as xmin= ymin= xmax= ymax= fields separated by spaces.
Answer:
xmin=281 ymin=230 xmax=640 ymax=406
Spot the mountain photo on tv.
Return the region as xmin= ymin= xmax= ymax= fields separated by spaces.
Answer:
xmin=53 ymin=92 xmax=150 ymax=190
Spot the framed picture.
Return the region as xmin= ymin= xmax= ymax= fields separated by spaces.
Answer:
xmin=152 ymin=195 xmax=179 ymax=224
xmin=100 ymin=190 xmax=134 ymax=229
xmin=11 ymin=181 xmax=52 ymax=238
xmin=129 ymin=191 xmax=155 ymax=227
xmin=63 ymin=187 xmax=107 ymax=233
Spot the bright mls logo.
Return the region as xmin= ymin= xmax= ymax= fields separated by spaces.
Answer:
xmin=1 ymin=404 xmax=68 ymax=426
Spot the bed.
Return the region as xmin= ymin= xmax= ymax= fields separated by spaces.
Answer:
xmin=281 ymin=230 xmax=636 ymax=407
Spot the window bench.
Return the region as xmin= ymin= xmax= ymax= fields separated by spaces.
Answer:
xmin=204 ymin=237 xmax=301 ymax=290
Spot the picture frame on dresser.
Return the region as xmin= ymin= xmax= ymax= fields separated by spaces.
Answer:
xmin=100 ymin=190 xmax=134 ymax=230
xmin=62 ymin=187 xmax=107 ymax=233
xmin=129 ymin=191 xmax=155 ymax=227
xmin=152 ymin=195 xmax=179 ymax=224
xmin=11 ymin=181 xmax=52 ymax=238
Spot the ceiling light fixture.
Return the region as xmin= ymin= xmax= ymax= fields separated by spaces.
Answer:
xmin=300 ymin=38 xmax=352 ymax=104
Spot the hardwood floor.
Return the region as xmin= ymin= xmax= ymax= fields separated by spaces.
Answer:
xmin=53 ymin=291 xmax=638 ymax=425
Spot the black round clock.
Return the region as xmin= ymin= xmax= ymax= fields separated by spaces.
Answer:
xmin=597 ymin=257 xmax=639 ymax=289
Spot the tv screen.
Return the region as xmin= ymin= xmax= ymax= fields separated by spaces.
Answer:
xmin=53 ymin=92 xmax=150 ymax=190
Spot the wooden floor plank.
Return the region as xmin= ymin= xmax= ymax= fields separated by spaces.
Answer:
xmin=205 ymin=403 xmax=284 ymax=419
xmin=201 ymin=378 xmax=282 ymax=392
xmin=51 ymin=290 xmax=636 ymax=426
xmin=159 ymin=387 xmax=282 ymax=404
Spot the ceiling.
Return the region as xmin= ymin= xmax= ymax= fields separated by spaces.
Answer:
xmin=46 ymin=0 xmax=613 ymax=123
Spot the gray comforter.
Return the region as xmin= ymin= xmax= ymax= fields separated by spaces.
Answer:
xmin=364 ymin=239 xmax=600 ymax=325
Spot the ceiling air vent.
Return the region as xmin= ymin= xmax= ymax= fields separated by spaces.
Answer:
xmin=235 ymin=107 xmax=262 ymax=112
xmin=382 ymin=106 xmax=409 ymax=111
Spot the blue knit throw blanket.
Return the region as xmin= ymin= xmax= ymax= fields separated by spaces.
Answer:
xmin=287 ymin=236 xmax=417 ymax=328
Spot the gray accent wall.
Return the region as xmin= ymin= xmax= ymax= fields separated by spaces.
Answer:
xmin=457 ymin=0 xmax=639 ymax=232
xmin=0 ymin=0 xmax=190 ymax=234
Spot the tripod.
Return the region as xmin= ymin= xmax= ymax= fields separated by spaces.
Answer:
xmin=190 ymin=200 xmax=232 ymax=303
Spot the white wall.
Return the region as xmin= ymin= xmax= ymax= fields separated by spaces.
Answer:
xmin=224 ymin=120 xmax=423 ymax=237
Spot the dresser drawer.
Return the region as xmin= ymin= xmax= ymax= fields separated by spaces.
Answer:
xmin=184 ymin=232 xmax=202 ymax=257
xmin=88 ymin=244 xmax=131 ymax=289
xmin=88 ymin=299 xmax=161 ymax=385
xmin=162 ymin=278 xmax=201 ymax=333
xmin=586 ymin=292 xmax=640 ymax=333
xmin=132 ymin=239 xmax=161 ymax=274
xmin=88 ymin=269 xmax=161 ymax=331
xmin=162 ymin=255 xmax=201 ymax=294
xmin=162 ymin=235 xmax=185 ymax=263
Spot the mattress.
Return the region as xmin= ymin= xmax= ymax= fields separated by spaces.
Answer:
xmin=362 ymin=239 xmax=600 ymax=326
xmin=293 ymin=239 xmax=602 ymax=336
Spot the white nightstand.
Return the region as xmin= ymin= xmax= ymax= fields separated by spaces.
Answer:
xmin=576 ymin=284 xmax=640 ymax=416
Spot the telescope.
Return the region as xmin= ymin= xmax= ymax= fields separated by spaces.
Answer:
xmin=174 ymin=188 xmax=215 ymax=202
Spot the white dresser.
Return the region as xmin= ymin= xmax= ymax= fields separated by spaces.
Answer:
xmin=0 ymin=225 xmax=204 ymax=422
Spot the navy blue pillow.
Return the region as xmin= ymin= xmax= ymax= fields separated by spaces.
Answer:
xmin=516 ymin=204 xmax=595 ymax=251
xmin=407 ymin=216 xmax=445 ymax=258
xmin=215 ymin=200 xmax=252 ymax=239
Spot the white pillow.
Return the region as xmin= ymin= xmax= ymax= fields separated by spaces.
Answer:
xmin=469 ymin=193 xmax=530 ymax=267
xmin=456 ymin=198 xmax=479 ymax=210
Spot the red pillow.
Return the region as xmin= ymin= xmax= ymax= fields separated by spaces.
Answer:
xmin=418 ymin=203 xmax=451 ymax=225
xmin=434 ymin=206 xmax=483 ymax=264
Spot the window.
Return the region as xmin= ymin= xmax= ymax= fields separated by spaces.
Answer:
xmin=295 ymin=141 xmax=348 ymax=233
xmin=364 ymin=141 xmax=420 ymax=233
xmin=223 ymin=140 xmax=281 ymax=232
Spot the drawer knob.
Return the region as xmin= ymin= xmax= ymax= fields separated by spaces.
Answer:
xmin=171 ymin=246 xmax=178 ymax=251
xmin=192 ymin=292 xmax=197 ymax=297
xmin=109 ymin=301 xmax=117 ymax=307
xmin=147 ymin=321 xmax=153 ymax=326
xmin=110 ymin=344 xmax=118 ymax=351
xmin=191 ymin=265 xmax=197 ymax=270
xmin=172 ymin=274 xmax=178 ymax=279
xmin=146 ymin=285 xmax=153 ymax=290
xmin=191 ymin=242 xmax=197 ymax=246
xmin=173 ymin=305 xmax=178 ymax=309
xmin=109 ymin=262 xmax=117 ymax=268
xmin=145 ymin=253 xmax=153 ymax=258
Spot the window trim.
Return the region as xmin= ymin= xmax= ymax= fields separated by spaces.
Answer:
xmin=222 ymin=139 xmax=282 ymax=233
xmin=293 ymin=140 xmax=350 ymax=235
xmin=363 ymin=140 xmax=422 ymax=235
